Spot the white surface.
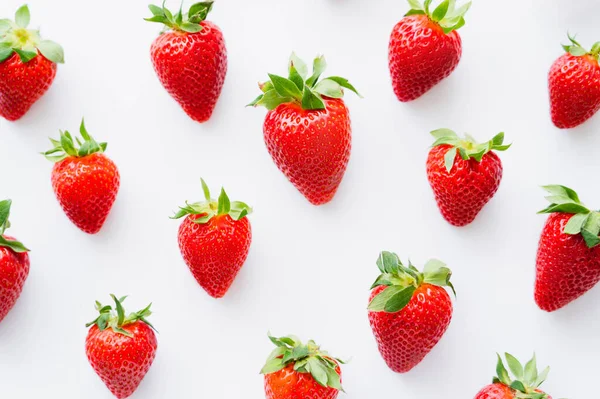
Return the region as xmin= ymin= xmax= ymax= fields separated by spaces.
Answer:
xmin=0 ymin=0 xmax=598 ymax=397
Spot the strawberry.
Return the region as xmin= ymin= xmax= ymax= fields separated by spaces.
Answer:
xmin=146 ymin=1 xmax=227 ymax=123
xmin=535 ymin=185 xmax=600 ymax=311
xmin=261 ymin=334 xmax=344 ymax=399
xmin=389 ymin=0 xmax=470 ymax=102
xmin=549 ymin=34 xmax=600 ymax=129
xmin=85 ymin=295 xmax=157 ymax=399
xmin=42 ymin=120 xmax=120 ymax=234
xmin=0 ymin=5 xmax=64 ymax=121
xmin=426 ymin=129 xmax=510 ymax=226
xmin=368 ymin=252 xmax=455 ymax=373
xmin=0 ymin=199 xmax=29 ymax=324
xmin=172 ymin=179 xmax=252 ymax=298
xmin=249 ymin=54 xmax=360 ymax=205
xmin=474 ymin=354 xmax=553 ymax=399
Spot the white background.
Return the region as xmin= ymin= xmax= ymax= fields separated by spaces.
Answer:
xmin=0 ymin=0 xmax=598 ymax=398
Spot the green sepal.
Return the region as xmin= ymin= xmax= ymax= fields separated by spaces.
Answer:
xmin=85 ymin=295 xmax=156 ymax=337
xmin=492 ymin=354 xmax=551 ymax=399
xmin=430 ymin=129 xmax=511 ymax=173
xmin=0 ymin=5 xmax=65 ymax=64
xmin=405 ymin=0 xmax=471 ymax=34
xmin=42 ymin=119 xmax=107 ymax=163
xmin=250 ymin=53 xmax=360 ymax=111
xmin=368 ymin=251 xmax=455 ymax=313
xmin=0 ymin=199 xmax=29 ymax=253
xmin=538 ymin=185 xmax=600 ymax=248
xmin=171 ymin=178 xmax=252 ymax=224
xmin=562 ymin=33 xmax=600 ymax=60
xmin=261 ymin=334 xmax=344 ymax=392
xmin=145 ymin=1 xmax=213 ymax=33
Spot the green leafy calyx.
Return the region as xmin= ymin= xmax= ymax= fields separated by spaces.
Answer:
xmin=261 ymin=334 xmax=344 ymax=391
xmin=562 ymin=33 xmax=600 ymax=60
xmin=145 ymin=1 xmax=214 ymax=33
xmin=0 ymin=199 xmax=29 ymax=253
xmin=538 ymin=185 xmax=600 ymax=248
xmin=406 ymin=0 xmax=471 ymax=34
xmin=86 ymin=295 xmax=156 ymax=337
xmin=42 ymin=119 xmax=107 ymax=163
xmin=368 ymin=252 xmax=455 ymax=313
xmin=430 ymin=129 xmax=511 ymax=173
xmin=248 ymin=53 xmax=361 ymax=111
xmin=0 ymin=5 xmax=64 ymax=64
xmin=493 ymin=353 xmax=550 ymax=399
xmin=171 ymin=178 xmax=252 ymax=224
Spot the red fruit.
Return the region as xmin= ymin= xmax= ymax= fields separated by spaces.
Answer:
xmin=549 ymin=35 xmax=600 ymax=129
xmin=173 ymin=179 xmax=252 ymax=298
xmin=250 ymin=53 xmax=360 ymax=205
xmin=535 ymin=185 xmax=600 ymax=311
xmin=261 ymin=334 xmax=344 ymax=399
xmin=426 ymin=129 xmax=510 ymax=226
xmin=43 ymin=120 xmax=120 ymax=234
xmin=474 ymin=354 xmax=553 ymax=399
xmin=388 ymin=0 xmax=470 ymax=102
xmin=0 ymin=5 xmax=64 ymax=121
xmin=147 ymin=2 xmax=227 ymax=123
xmin=0 ymin=200 xmax=30 ymax=323
xmin=85 ymin=295 xmax=157 ymax=399
xmin=368 ymin=252 xmax=455 ymax=373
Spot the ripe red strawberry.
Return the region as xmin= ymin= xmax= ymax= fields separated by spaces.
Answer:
xmin=0 ymin=200 xmax=30 ymax=324
xmin=0 ymin=5 xmax=64 ymax=121
xmin=249 ymin=53 xmax=360 ymax=205
xmin=389 ymin=0 xmax=470 ymax=102
xmin=42 ymin=120 xmax=119 ymax=234
xmin=535 ymin=185 xmax=600 ymax=311
xmin=368 ymin=252 xmax=455 ymax=373
xmin=85 ymin=295 xmax=157 ymax=399
xmin=426 ymin=129 xmax=510 ymax=226
xmin=261 ymin=334 xmax=344 ymax=399
xmin=172 ymin=179 xmax=252 ymax=298
xmin=146 ymin=1 xmax=227 ymax=123
xmin=474 ymin=354 xmax=553 ymax=399
xmin=549 ymin=35 xmax=600 ymax=129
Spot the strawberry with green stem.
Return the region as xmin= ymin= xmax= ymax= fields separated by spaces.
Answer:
xmin=426 ymin=129 xmax=510 ymax=226
xmin=389 ymin=0 xmax=471 ymax=102
xmin=249 ymin=53 xmax=360 ymax=205
xmin=261 ymin=334 xmax=345 ymax=399
xmin=474 ymin=353 xmax=553 ymax=399
xmin=172 ymin=179 xmax=252 ymax=298
xmin=535 ymin=185 xmax=600 ymax=311
xmin=43 ymin=120 xmax=120 ymax=234
xmin=146 ymin=1 xmax=227 ymax=123
xmin=0 ymin=5 xmax=64 ymax=121
xmin=549 ymin=34 xmax=600 ymax=129
xmin=0 ymin=199 xmax=30 ymax=324
xmin=368 ymin=252 xmax=455 ymax=373
xmin=85 ymin=295 xmax=157 ymax=399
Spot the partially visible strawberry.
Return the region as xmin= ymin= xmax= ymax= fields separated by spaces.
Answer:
xmin=389 ymin=0 xmax=470 ymax=102
xmin=146 ymin=1 xmax=227 ymax=123
xmin=85 ymin=295 xmax=157 ymax=399
xmin=42 ymin=120 xmax=120 ymax=234
xmin=249 ymin=53 xmax=360 ymax=205
xmin=0 ymin=5 xmax=64 ymax=121
xmin=549 ymin=34 xmax=600 ymax=129
xmin=426 ymin=129 xmax=510 ymax=226
xmin=535 ymin=185 xmax=600 ymax=311
xmin=172 ymin=179 xmax=252 ymax=298
xmin=474 ymin=354 xmax=553 ymax=399
xmin=368 ymin=252 xmax=455 ymax=373
xmin=261 ymin=334 xmax=344 ymax=399
xmin=0 ymin=199 xmax=30 ymax=324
